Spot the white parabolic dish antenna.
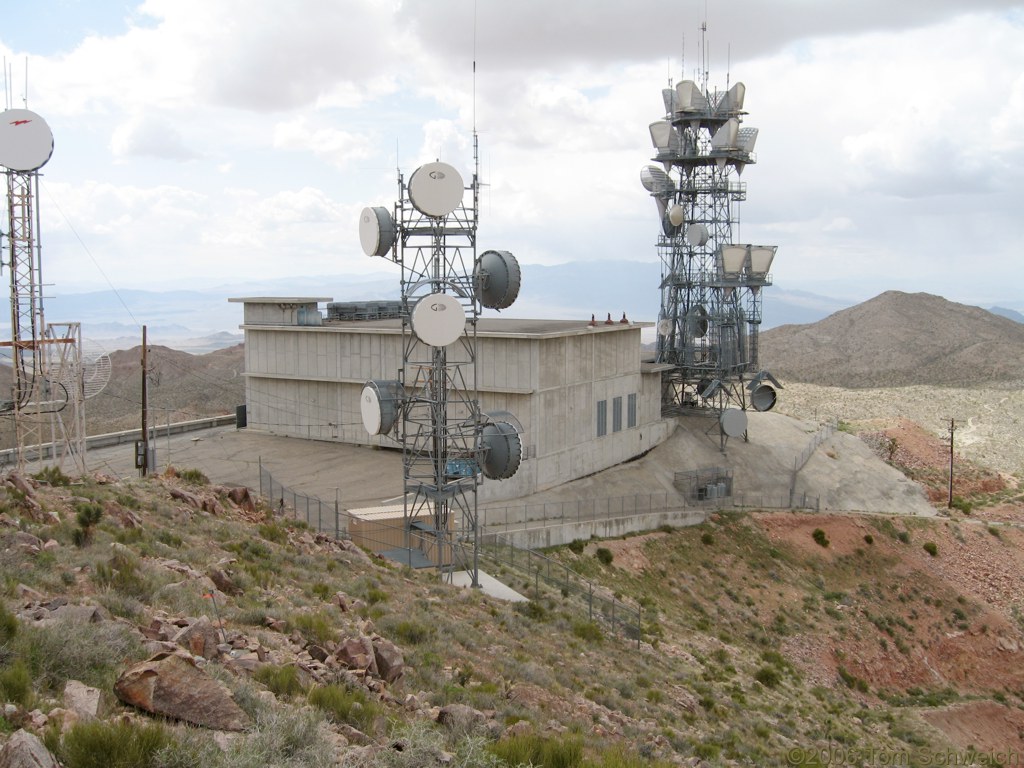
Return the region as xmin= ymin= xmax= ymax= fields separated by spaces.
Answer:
xmin=411 ymin=293 xmax=466 ymax=347
xmin=657 ymin=319 xmax=672 ymax=336
xmin=0 ymin=109 xmax=54 ymax=172
xmin=687 ymin=223 xmax=709 ymax=247
xmin=359 ymin=206 xmax=395 ymax=258
xmin=408 ymin=161 xmax=464 ymax=217
xmin=360 ymin=379 xmax=404 ymax=435
xmin=720 ymin=408 xmax=748 ymax=438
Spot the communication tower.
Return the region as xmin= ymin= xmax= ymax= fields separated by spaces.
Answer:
xmin=358 ymin=139 xmax=523 ymax=586
xmin=641 ymin=69 xmax=781 ymax=447
xmin=0 ymin=106 xmax=105 ymax=473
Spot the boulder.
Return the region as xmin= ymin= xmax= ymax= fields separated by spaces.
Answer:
xmin=0 ymin=729 xmax=60 ymax=768
xmin=171 ymin=617 xmax=223 ymax=660
xmin=436 ymin=703 xmax=486 ymax=732
xmin=337 ymin=636 xmax=378 ymax=676
xmin=114 ymin=651 xmax=250 ymax=731
xmin=63 ymin=680 xmax=101 ymax=720
xmin=372 ymin=637 xmax=405 ymax=684
xmin=208 ymin=567 xmax=242 ymax=596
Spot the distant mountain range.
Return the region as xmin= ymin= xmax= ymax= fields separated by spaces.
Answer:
xmin=3 ymin=262 xmax=1019 ymax=354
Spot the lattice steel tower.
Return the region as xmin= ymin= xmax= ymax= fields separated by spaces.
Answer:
xmin=641 ymin=73 xmax=781 ymax=444
xmin=358 ymin=139 xmax=523 ymax=586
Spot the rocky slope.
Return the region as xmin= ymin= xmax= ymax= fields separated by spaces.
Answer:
xmin=1 ymin=467 xmax=1023 ymax=766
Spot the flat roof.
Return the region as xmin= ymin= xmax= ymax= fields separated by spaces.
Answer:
xmin=240 ymin=314 xmax=652 ymax=338
xmin=228 ymin=296 xmax=332 ymax=304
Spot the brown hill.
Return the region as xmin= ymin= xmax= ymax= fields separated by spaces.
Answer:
xmin=759 ymin=290 xmax=1024 ymax=387
xmin=0 ymin=344 xmax=244 ymax=449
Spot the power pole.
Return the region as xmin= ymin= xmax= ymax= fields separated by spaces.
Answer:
xmin=140 ymin=325 xmax=148 ymax=477
xmin=947 ymin=418 xmax=956 ymax=509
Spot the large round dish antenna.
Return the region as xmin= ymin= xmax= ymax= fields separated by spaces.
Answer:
xmin=360 ymin=379 xmax=405 ymax=435
xmin=479 ymin=420 xmax=522 ymax=480
xmin=686 ymin=223 xmax=709 ymax=247
xmin=408 ymin=161 xmax=464 ymax=217
xmin=358 ymin=206 xmax=395 ymax=257
xmin=750 ymin=383 xmax=777 ymax=412
xmin=656 ymin=318 xmax=672 ymax=336
xmin=720 ymin=408 xmax=748 ymax=438
xmin=82 ymin=353 xmax=112 ymax=398
xmin=0 ymin=109 xmax=54 ymax=171
xmin=640 ymin=165 xmax=674 ymax=196
xmin=411 ymin=293 xmax=466 ymax=347
xmin=686 ymin=305 xmax=709 ymax=338
xmin=668 ymin=204 xmax=686 ymax=227
xmin=474 ymin=250 xmax=521 ymax=310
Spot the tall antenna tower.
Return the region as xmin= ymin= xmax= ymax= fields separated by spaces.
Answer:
xmin=357 ymin=138 xmax=523 ymax=586
xmin=641 ymin=69 xmax=781 ymax=447
xmin=0 ymin=107 xmax=62 ymax=470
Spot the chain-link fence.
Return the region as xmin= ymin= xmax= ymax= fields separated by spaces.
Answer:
xmin=257 ymin=458 xmax=345 ymax=539
xmin=479 ymin=532 xmax=642 ymax=648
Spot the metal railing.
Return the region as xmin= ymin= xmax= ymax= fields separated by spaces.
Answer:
xmin=480 ymin=491 xmax=676 ymax=533
xmin=479 ymin=532 xmax=642 ymax=648
xmin=790 ymin=418 xmax=838 ymax=507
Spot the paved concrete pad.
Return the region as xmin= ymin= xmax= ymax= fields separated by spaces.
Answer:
xmin=449 ymin=570 xmax=528 ymax=602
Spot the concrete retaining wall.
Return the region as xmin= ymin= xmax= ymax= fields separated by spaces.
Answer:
xmin=484 ymin=508 xmax=707 ymax=550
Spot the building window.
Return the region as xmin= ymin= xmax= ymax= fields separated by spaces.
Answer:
xmin=627 ymin=393 xmax=637 ymax=428
xmin=612 ymin=396 xmax=622 ymax=433
xmin=597 ymin=400 xmax=607 ymax=437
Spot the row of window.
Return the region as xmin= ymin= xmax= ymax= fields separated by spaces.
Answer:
xmin=596 ymin=393 xmax=637 ymax=437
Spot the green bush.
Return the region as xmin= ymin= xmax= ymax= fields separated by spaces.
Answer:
xmin=33 ymin=466 xmax=71 ymax=487
xmin=0 ymin=602 xmax=18 ymax=643
xmin=897 ymin=530 xmax=910 ymax=544
xmin=73 ymin=502 xmax=104 ymax=547
xmin=922 ymin=541 xmax=938 ymax=557
xmin=812 ymin=529 xmax=829 ymax=548
xmin=489 ymin=733 xmax=584 ymax=768
xmin=94 ymin=551 xmax=156 ymax=600
xmin=0 ymin=660 xmax=32 ymax=706
xmin=700 ymin=531 xmax=714 ymax=546
xmin=595 ymin=547 xmax=614 ymax=566
xmin=308 ymin=683 xmax=381 ymax=733
xmin=567 ymin=539 xmax=585 ymax=554
xmin=951 ymin=496 xmax=972 ymax=515
xmin=863 ymin=534 xmax=874 ymax=545
xmin=571 ymin=620 xmax=603 ymax=644
xmin=753 ymin=666 xmax=781 ymax=688
xmin=254 ymin=664 xmax=307 ymax=698
xmin=291 ymin=612 xmax=335 ymax=645
xmin=15 ymin=618 xmax=142 ymax=692
xmin=50 ymin=720 xmax=174 ymax=768
xmin=177 ymin=468 xmax=209 ymax=486
xmin=391 ymin=620 xmax=434 ymax=645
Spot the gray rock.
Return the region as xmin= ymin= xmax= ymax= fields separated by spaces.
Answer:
xmin=63 ymin=680 xmax=101 ymax=720
xmin=0 ymin=729 xmax=60 ymax=768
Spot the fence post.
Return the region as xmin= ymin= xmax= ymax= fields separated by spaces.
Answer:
xmin=258 ymin=456 xmax=263 ymax=499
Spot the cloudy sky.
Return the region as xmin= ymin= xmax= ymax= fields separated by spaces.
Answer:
xmin=2 ymin=0 xmax=1023 ymax=313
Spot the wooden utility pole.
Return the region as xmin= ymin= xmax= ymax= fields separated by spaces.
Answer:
xmin=140 ymin=325 xmax=148 ymax=477
xmin=947 ymin=418 xmax=956 ymax=508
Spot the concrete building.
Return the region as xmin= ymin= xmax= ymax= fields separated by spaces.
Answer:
xmin=230 ymin=297 xmax=674 ymax=502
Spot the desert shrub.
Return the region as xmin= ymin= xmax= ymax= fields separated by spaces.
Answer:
xmin=567 ymin=539 xmax=585 ymax=554
xmin=514 ymin=601 xmax=549 ymax=622
xmin=73 ymin=502 xmax=104 ymax=547
xmin=0 ymin=660 xmax=32 ymax=706
xmin=177 ymin=468 xmax=209 ymax=485
xmin=951 ymin=496 xmax=972 ymax=515
xmin=700 ymin=531 xmax=715 ymax=546
xmin=988 ymin=526 xmax=1001 ymax=538
xmin=0 ymin=602 xmax=18 ymax=643
xmin=33 ymin=466 xmax=71 ymax=487
xmin=50 ymin=719 xmax=174 ymax=768
xmin=754 ymin=666 xmax=781 ymax=688
xmin=95 ymin=551 xmax=157 ymax=600
xmin=837 ymin=666 xmax=869 ymax=693
xmin=15 ymin=618 xmax=142 ymax=692
xmin=863 ymin=534 xmax=874 ymax=545
xmin=812 ymin=529 xmax=829 ymax=548
xmin=308 ymin=683 xmax=381 ymax=733
xmin=897 ymin=531 xmax=910 ymax=544
xmin=220 ymin=704 xmax=331 ymax=767
xmin=922 ymin=542 xmax=938 ymax=557
xmin=254 ymin=664 xmax=307 ymax=698
xmin=595 ymin=547 xmax=614 ymax=565
xmin=390 ymin=619 xmax=434 ymax=645
xmin=258 ymin=522 xmax=289 ymax=544
xmin=571 ymin=620 xmax=603 ymax=644
xmin=291 ymin=612 xmax=335 ymax=645
xmin=365 ymin=587 xmax=389 ymax=605
xmin=114 ymin=492 xmax=142 ymax=510
xmin=155 ymin=530 xmax=183 ymax=548
xmin=489 ymin=732 xmax=584 ymax=768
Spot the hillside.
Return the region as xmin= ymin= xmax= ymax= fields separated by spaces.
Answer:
xmin=2 ymin=469 xmax=1024 ymax=766
xmin=759 ymin=291 xmax=1024 ymax=387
